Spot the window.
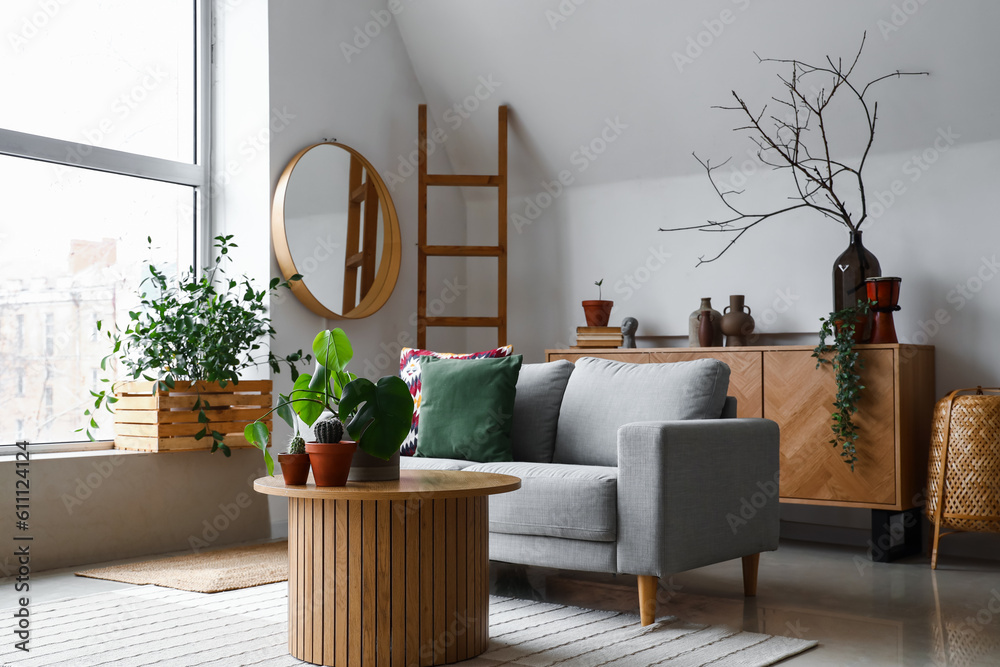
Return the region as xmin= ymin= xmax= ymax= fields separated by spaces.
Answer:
xmin=44 ymin=312 xmax=54 ymax=356
xmin=0 ymin=1 xmax=211 ymax=448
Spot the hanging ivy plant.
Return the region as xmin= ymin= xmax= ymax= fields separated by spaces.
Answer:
xmin=811 ymin=301 xmax=873 ymax=471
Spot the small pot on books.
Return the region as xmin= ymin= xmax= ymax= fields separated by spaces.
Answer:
xmin=582 ymin=300 xmax=614 ymax=327
xmin=575 ymin=326 xmax=624 ymax=349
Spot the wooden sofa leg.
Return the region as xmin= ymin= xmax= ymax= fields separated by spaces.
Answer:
xmin=742 ymin=553 xmax=760 ymax=597
xmin=638 ymin=575 xmax=658 ymax=626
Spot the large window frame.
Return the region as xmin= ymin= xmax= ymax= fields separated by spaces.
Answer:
xmin=0 ymin=0 xmax=213 ymax=455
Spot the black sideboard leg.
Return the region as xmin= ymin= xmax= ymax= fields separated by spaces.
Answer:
xmin=870 ymin=508 xmax=923 ymax=562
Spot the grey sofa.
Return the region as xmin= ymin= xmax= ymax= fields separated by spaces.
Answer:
xmin=399 ymin=356 xmax=780 ymax=625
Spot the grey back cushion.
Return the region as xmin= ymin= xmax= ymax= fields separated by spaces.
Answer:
xmin=553 ymin=357 xmax=731 ymax=467
xmin=510 ymin=360 xmax=575 ymax=463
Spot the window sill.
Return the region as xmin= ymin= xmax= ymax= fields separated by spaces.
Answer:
xmin=0 ymin=441 xmax=144 ymax=463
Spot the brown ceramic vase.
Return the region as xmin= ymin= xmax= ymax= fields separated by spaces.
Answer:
xmin=697 ymin=310 xmax=714 ymax=347
xmin=721 ymin=295 xmax=755 ymax=346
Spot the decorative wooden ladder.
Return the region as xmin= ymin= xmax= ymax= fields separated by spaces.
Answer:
xmin=417 ymin=104 xmax=508 ymax=348
xmin=343 ymin=154 xmax=379 ymax=313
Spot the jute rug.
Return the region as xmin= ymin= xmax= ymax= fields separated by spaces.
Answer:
xmin=0 ymin=583 xmax=817 ymax=666
xmin=75 ymin=541 xmax=288 ymax=593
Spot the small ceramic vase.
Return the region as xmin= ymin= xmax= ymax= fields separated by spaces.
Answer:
xmin=697 ymin=310 xmax=714 ymax=347
xmin=688 ymin=297 xmax=722 ymax=347
xmin=721 ymin=295 xmax=755 ymax=347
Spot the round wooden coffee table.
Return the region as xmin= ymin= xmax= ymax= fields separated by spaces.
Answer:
xmin=255 ymin=469 xmax=520 ymax=667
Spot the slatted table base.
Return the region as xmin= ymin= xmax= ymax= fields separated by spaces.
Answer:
xmin=288 ymin=496 xmax=489 ymax=666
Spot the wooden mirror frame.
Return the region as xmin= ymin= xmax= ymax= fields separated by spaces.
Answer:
xmin=272 ymin=141 xmax=401 ymax=319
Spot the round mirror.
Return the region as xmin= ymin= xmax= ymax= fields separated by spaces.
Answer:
xmin=272 ymin=142 xmax=401 ymax=319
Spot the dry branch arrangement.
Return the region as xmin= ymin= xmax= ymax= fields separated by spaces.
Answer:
xmin=663 ymin=33 xmax=928 ymax=266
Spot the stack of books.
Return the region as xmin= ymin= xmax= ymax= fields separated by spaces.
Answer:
xmin=573 ymin=326 xmax=623 ymax=349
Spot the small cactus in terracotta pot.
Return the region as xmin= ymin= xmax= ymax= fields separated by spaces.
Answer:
xmin=306 ymin=417 xmax=356 ymax=487
xmin=313 ymin=418 xmax=344 ymax=444
xmin=278 ymin=434 xmax=310 ymax=486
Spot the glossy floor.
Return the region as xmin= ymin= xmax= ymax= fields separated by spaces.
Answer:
xmin=10 ymin=538 xmax=1000 ymax=666
xmin=493 ymin=539 xmax=1000 ymax=667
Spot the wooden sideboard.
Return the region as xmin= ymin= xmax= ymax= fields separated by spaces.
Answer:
xmin=546 ymin=345 xmax=936 ymax=513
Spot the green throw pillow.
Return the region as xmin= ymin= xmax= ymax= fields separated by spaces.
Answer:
xmin=414 ymin=355 xmax=523 ymax=462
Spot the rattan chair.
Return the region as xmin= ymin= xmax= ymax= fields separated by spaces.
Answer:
xmin=926 ymin=386 xmax=1000 ymax=569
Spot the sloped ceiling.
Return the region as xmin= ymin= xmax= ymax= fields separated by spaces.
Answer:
xmin=395 ymin=0 xmax=1000 ymax=197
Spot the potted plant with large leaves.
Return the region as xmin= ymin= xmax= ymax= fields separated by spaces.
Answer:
xmin=244 ymin=328 xmax=414 ymax=486
xmin=85 ymin=235 xmax=309 ymax=455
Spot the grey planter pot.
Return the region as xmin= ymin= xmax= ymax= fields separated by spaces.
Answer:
xmin=347 ymin=448 xmax=400 ymax=482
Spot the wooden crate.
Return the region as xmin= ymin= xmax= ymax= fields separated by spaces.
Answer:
xmin=113 ymin=380 xmax=273 ymax=452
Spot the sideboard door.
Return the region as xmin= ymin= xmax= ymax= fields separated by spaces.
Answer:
xmin=764 ymin=349 xmax=898 ymax=507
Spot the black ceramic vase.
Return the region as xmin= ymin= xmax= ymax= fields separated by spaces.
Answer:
xmin=833 ymin=230 xmax=881 ymax=312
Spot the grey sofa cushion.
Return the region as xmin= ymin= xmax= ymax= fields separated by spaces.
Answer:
xmin=399 ymin=455 xmax=476 ymax=471
xmin=510 ymin=360 xmax=575 ymax=463
xmin=552 ymin=357 xmax=731 ymax=467
xmin=465 ymin=461 xmax=617 ymax=542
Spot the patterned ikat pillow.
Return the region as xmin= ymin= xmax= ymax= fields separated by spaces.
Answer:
xmin=398 ymin=345 xmax=514 ymax=456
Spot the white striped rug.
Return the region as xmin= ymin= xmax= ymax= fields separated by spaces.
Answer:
xmin=0 ymin=582 xmax=816 ymax=666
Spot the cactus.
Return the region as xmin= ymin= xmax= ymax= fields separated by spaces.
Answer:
xmin=314 ymin=418 xmax=344 ymax=444
xmin=286 ymin=435 xmax=306 ymax=455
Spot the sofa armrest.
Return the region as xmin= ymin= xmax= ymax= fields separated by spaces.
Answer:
xmin=616 ymin=419 xmax=780 ymax=578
